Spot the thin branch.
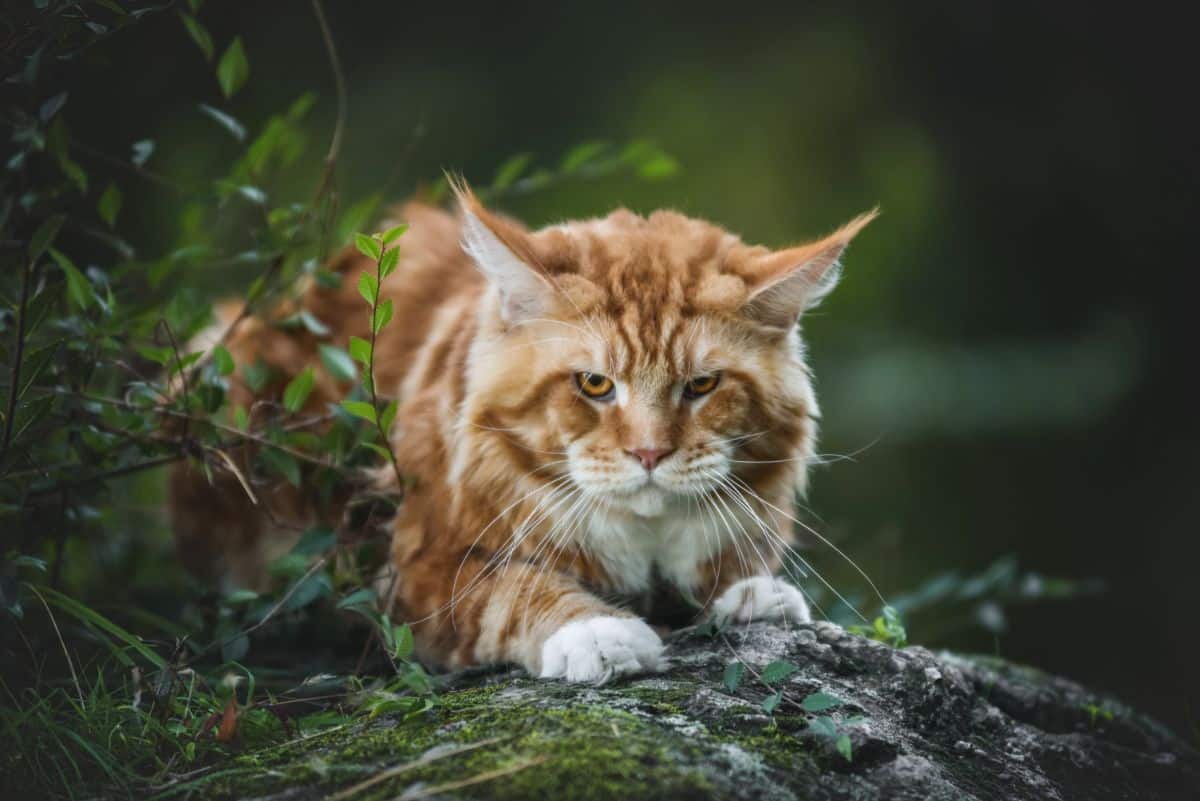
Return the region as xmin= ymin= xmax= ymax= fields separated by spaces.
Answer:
xmin=310 ymin=0 xmax=347 ymax=205
xmin=366 ymin=250 xmax=405 ymax=489
xmin=70 ymin=139 xmax=184 ymax=195
xmin=0 ymin=257 xmax=34 ymax=473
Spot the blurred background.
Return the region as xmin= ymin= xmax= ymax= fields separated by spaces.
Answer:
xmin=20 ymin=1 xmax=1196 ymax=731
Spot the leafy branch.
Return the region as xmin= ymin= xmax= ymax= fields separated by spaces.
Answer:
xmin=342 ymin=225 xmax=408 ymax=489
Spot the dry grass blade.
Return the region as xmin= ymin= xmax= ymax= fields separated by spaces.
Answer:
xmin=323 ymin=736 xmax=507 ymax=801
xmin=393 ymin=756 xmax=548 ymax=801
xmin=214 ymin=449 xmax=258 ymax=505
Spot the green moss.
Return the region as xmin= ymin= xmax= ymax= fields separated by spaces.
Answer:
xmin=160 ymin=682 xmax=716 ymax=801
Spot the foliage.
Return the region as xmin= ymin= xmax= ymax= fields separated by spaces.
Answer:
xmin=1 ymin=4 xmax=685 ymax=797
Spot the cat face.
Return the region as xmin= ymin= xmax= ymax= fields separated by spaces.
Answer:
xmin=456 ymin=183 xmax=874 ymax=520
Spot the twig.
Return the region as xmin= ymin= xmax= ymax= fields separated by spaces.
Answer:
xmin=28 ymin=585 xmax=85 ymax=710
xmin=70 ymin=139 xmax=184 ymax=195
xmin=323 ymin=737 xmax=507 ymax=801
xmin=0 ymin=257 xmax=33 ymax=473
xmin=392 ymin=756 xmax=547 ymax=801
xmin=209 ymin=556 xmax=330 ymax=656
xmin=310 ymin=0 xmax=347 ymax=206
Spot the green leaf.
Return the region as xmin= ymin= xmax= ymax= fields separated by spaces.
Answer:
xmin=340 ymin=400 xmax=377 ymax=424
xmin=808 ymin=715 xmax=838 ymax=739
xmin=283 ymin=367 xmax=315 ymax=412
xmin=348 ymin=336 xmax=372 ymax=366
xmin=760 ymin=660 xmax=799 ymax=685
xmin=48 ymin=248 xmax=93 ymax=309
xmin=39 ymin=92 xmax=68 ymax=124
xmin=233 ymin=405 xmax=249 ymax=430
xmin=560 ymin=141 xmax=608 ymax=172
xmin=336 ymin=195 xmax=381 ymax=245
xmin=379 ymin=247 xmax=400 ymax=279
xmin=381 ymin=223 xmax=409 ymax=246
xmin=361 ymin=442 xmax=393 ymax=461
xmin=318 ymin=344 xmax=357 ymax=382
xmin=259 ymin=447 xmax=300 ymax=486
xmin=130 ymin=139 xmax=155 ymax=167
xmin=36 ymin=586 xmax=166 ymax=669
xmin=373 ymin=299 xmax=394 ymax=334
xmin=358 ymin=272 xmax=378 ymax=306
xmin=297 ymin=310 xmax=330 ymax=336
xmin=137 ymin=345 xmax=173 ymax=365
xmin=800 ymin=691 xmax=844 ymax=713
xmin=391 ymin=624 xmax=414 ymax=660
xmin=380 ymin=400 xmax=399 ymax=432
xmin=637 ymin=152 xmax=680 ymax=180
xmin=16 ymin=342 xmax=59 ymax=399
xmin=224 ymin=589 xmax=259 ymax=604
xmin=337 ymin=588 xmax=376 ymax=610
xmin=28 ymin=215 xmax=65 ymax=262
xmin=835 ymin=734 xmax=853 ymax=761
xmin=291 ymin=527 xmax=336 ymax=556
xmin=723 ymin=661 xmax=746 ymax=692
xmin=243 ymin=360 xmax=271 ymax=392
xmin=197 ymin=103 xmax=246 ymax=141
xmin=179 ymin=13 xmax=213 ymax=61
xmin=761 ymin=690 xmax=783 ymax=715
xmin=282 ymin=571 xmax=332 ymax=612
xmin=354 ymin=233 xmax=382 ymax=261
xmin=97 ymin=182 xmax=122 ymax=228
xmin=492 ymin=152 xmax=533 ymax=190
xmin=212 ymin=344 xmax=235 ymax=376
xmin=16 ymin=342 xmax=60 ymax=399
xmin=216 ymin=37 xmax=249 ymax=98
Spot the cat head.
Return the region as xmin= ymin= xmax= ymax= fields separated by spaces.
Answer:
xmin=454 ymin=180 xmax=874 ymax=519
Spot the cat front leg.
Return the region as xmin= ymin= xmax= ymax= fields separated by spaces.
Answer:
xmin=394 ymin=551 xmax=665 ymax=683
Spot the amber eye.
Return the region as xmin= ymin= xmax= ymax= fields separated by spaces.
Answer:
xmin=683 ymin=373 xmax=721 ymax=399
xmin=575 ymin=372 xmax=615 ymax=400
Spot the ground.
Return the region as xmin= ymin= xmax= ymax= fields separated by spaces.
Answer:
xmin=148 ymin=622 xmax=1198 ymax=801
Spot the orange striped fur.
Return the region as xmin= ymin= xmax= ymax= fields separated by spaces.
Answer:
xmin=168 ymin=185 xmax=874 ymax=682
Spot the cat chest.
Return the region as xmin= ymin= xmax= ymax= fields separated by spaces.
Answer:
xmin=584 ymin=511 xmax=732 ymax=595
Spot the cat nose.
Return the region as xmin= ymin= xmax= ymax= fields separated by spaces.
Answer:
xmin=626 ymin=447 xmax=675 ymax=471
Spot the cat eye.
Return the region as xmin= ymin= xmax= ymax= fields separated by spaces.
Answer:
xmin=683 ymin=373 xmax=721 ymax=400
xmin=575 ymin=372 xmax=615 ymax=400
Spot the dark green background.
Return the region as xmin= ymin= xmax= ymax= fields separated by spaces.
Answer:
xmin=49 ymin=2 xmax=1197 ymax=730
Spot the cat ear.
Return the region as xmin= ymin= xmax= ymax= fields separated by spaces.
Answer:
xmin=742 ymin=210 xmax=877 ymax=329
xmin=452 ymin=178 xmax=553 ymax=322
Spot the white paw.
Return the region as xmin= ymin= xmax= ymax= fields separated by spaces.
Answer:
xmin=711 ymin=577 xmax=812 ymax=625
xmin=539 ymin=616 xmax=666 ymax=683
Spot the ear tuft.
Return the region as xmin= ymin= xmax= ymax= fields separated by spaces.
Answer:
xmin=743 ymin=208 xmax=877 ymax=329
xmin=451 ymin=176 xmax=552 ymax=322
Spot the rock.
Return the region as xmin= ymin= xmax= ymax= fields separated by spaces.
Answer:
xmin=182 ymin=623 xmax=1198 ymax=801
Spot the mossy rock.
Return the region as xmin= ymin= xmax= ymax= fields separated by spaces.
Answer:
xmin=153 ymin=623 xmax=1198 ymax=800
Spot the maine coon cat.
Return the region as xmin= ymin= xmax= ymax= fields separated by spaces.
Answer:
xmin=168 ymin=182 xmax=874 ymax=682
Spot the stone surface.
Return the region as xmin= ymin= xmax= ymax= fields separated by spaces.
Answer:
xmin=171 ymin=622 xmax=1198 ymax=800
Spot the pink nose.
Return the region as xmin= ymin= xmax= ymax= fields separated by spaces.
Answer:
xmin=627 ymin=447 xmax=675 ymax=471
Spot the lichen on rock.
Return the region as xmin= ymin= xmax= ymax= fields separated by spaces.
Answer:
xmin=162 ymin=622 xmax=1198 ymax=801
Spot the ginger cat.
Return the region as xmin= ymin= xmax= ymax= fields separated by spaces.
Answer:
xmin=168 ymin=182 xmax=874 ymax=682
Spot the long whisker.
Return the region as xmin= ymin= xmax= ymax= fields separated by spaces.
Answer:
xmin=725 ymin=471 xmax=884 ymax=619
xmin=711 ymin=474 xmax=830 ymax=623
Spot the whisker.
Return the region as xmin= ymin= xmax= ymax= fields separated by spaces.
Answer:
xmin=725 ymin=472 xmax=884 ymax=621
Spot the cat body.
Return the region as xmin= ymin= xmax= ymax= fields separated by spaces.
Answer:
xmin=169 ymin=185 xmax=873 ymax=682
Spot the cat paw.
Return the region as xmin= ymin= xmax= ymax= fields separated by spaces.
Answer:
xmin=539 ymin=616 xmax=666 ymax=683
xmin=711 ymin=576 xmax=812 ymax=625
